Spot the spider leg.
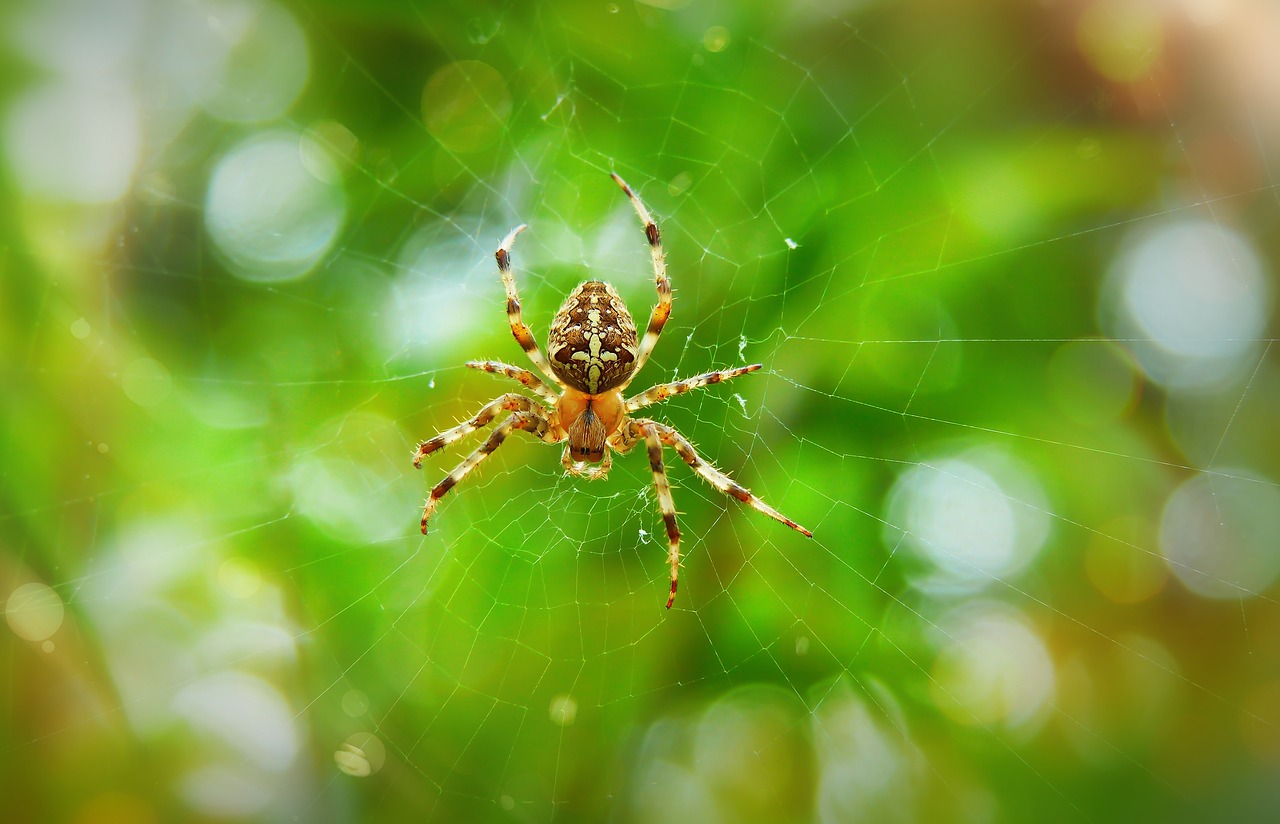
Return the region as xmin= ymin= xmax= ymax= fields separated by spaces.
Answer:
xmin=636 ymin=421 xmax=682 ymax=609
xmin=626 ymin=364 xmax=762 ymax=413
xmin=497 ymin=224 xmax=564 ymax=387
xmin=561 ymin=444 xmax=613 ymax=480
xmin=611 ymin=173 xmax=671 ymax=390
xmin=413 ymin=393 xmax=537 ymax=468
xmin=420 ymin=410 xmax=555 ymax=534
xmin=465 ymin=359 xmax=560 ymax=404
xmin=638 ymin=418 xmax=813 ymax=538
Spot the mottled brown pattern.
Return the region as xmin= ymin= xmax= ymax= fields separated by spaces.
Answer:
xmin=547 ymin=281 xmax=638 ymax=393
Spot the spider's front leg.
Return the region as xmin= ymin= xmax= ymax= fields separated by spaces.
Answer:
xmin=419 ymin=409 xmax=558 ymax=534
xmin=496 ymin=225 xmax=564 ymax=387
xmin=611 ymin=173 xmax=671 ymax=390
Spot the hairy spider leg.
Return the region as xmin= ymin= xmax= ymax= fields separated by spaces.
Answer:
xmin=641 ymin=418 xmax=813 ymax=538
xmin=610 ymin=173 xmax=671 ymax=390
xmin=626 ymin=364 xmax=762 ymax=413
xmin=497 ymin=225 xmax=564 ymax=388
xmin=413 ymin=393 xmax=539 ymax=467
xmin=419 ymin=410 xmax=558 ymax=534
xmin=636 ymin=421 xmax=683 ymax=609
xmin=465 ymin=359 xmax=560 ymax=404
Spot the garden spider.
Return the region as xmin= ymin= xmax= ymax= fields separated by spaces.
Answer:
xmin=414 ymin=173 xmax=812 ymax=608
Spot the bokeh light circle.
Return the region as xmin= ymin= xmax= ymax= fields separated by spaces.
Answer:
xmin=341 ymin=689 xmax=369 ymax=717
xmin=205 ymin=130 xmax=346 ymax=282
xmin=3 ymin=82 xmax=140 ymax=203
xmin=8 ymin=0 xmax=143 ymax=77
xmin=172 ymin=672 xmax=299 ymax=772
xmin=884 ymin=447 xmax=1050 ymax=593
xmin=685 ymin=685 xmax=808 ymax=820
xmin=203 ymin=0 xmax=309 ymax=123
xmin=931 ymin=602 xmax=1056 ymax=729
xmin=549 ymin=694 xmax=578 ymax=726
xmin=122 ymin=358 xmax=173 ymax=407
xmin=1159 ymin=469 xmax=1280 ymax=599
xmin=812 ymin=681 xmax=916 ymax=823
xmin=179 ymin=766 xmax=272 ymax=818
xmin=1101 ymin=218 xmax=1272 ymax=391
xmin=288 ymin=413 xmax=411 ymax=543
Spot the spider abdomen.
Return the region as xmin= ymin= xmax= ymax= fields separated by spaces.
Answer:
xmin=547 ymin=281 xmax=638 ymax=393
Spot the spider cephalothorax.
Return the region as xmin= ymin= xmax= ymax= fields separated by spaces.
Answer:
xmin=415 ymin=173 xmax=812 ymax=608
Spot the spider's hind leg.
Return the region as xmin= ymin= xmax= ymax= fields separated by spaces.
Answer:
xmin=643 ymin=418 xmax=812 ymax=538
xmin=634 ymin=421 xmax=683 ymax=609
xmin=420 ymin=410 xmax=556 ymax=534
xmin=414 ymin=393 xmax=534 ymax=468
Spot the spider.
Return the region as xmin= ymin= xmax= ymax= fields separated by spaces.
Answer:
xmin=414 ymin=173 xmax=812 ymax=608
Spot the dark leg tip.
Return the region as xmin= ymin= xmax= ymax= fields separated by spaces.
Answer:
xmin=611 ymin=172 xmax=634 ymax=196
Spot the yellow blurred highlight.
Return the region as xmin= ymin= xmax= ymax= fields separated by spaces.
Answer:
xmin=691 ymin=685 xmax=806 ymax=820
xmin=1085 ymin=517 xmax=1167 ymax=604
xmin=1241 ymin=679 xmax=1280 ymax=766
xmin=1077 ymin=0 xmax=1164 ymax=83
xmin=218 ymin=557 xmax=261 ymax=600
xmin=549 ymin=694 xmax=578 ymax=726
xmin=5 ymin=581 xmax=65 ymax=642
xmin=703 ymin=26 xmax=731 ymax=53
xmin=421 ymin=61 xmax=512 ymax=153
xmin=121 ymin=358 xmax=172 ymax=407
xmin=335 ymin=732 xmax=386 ymax=777
xmin=1046 ymin=341 xmax=1138 ymax=426
xmin=303 ymin=120 xmax=360 ymax=179
xmin=342 ymin=689 xmax=369 ymax=717
xmin=74 ymin=792 xmax=156 ymax=824
xmin=931 ymin=604 xmax=1055 ymax=728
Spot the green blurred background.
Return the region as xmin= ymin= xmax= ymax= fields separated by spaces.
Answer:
xmin=3 ymin=0 xmax=1279 ymax=821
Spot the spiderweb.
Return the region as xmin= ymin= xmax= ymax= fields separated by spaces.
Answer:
xmin=4 ymin=0 xmax=1280 ymax=821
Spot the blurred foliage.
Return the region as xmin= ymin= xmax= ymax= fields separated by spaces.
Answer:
xmin=3 ymin=0 xmax=1280 ymax=822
